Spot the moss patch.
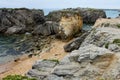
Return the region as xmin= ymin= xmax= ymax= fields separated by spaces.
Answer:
xmin=43 ymin=59 xmax=59 ymax=64
xmin=104 ymin=23 xmax=110 ymax=27
xmin=113 ymin=39 xmax=120 ymax=46
xmin=116 ymin=24 xmax=120 ymax=28
xmin=105 ymin=42 xmax=109 ymax=49
xmin=3 ymin=75 xmax=36 ymax=80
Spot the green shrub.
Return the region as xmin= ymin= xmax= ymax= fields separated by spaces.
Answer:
xmin=113 ymin=39 xmax=120 ymax=46
xmin=3 ymin=75 xmax=36 ymax=80
xmin=104 ymin=23 xmax=110 ymax=27
xmin=105 ymin=42 xmax=109 ymax=49
xmin=43 ymin=59 xmax=59 ymax=64
xmin=117 ymin=24 xmax=120 ymax=28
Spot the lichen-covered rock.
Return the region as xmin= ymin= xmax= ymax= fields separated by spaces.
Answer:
xmin=46 ymin=8 xmax=106 ymax=23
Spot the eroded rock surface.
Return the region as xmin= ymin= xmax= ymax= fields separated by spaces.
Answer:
xmin=27 ymin=44 xmax=120 ymax=80
xmin=27 ymin=18 xmax=120 ymax=80
xmin=93 ymin=18 xmax=120 ymax=29
xmin=64 ymin=32 xmax=90 ymax=52
xmin=46 ymin=8 xmax=106 ymax=23
xmin=0 ymin=8 xmax=45 ymax=34
xmin=81 ymin=18 xmax=120 ymax=52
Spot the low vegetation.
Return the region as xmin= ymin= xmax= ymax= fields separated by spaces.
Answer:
xmin=117 ymin=24 xmax=120 ymax=28
xmin=113 ymin=39 xmax=120 ymax=46
xmin=105 ymin=42 xmax=109 ymax=49
xmin=43 ymin=59 xmax=59 ymax=63
xmin=3 ymin=75 xmax=36 ymax=80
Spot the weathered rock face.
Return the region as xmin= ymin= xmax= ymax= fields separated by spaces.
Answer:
xmin=58 ymin=13 xmax=83 ymax=40
xmin=27 ymin=18 xmax=120 ymax=80
xmin=46 ymin=8 xmax=106 ymax=23
xmin=34 ymin=11 xmax=83 ymax=40
xmin=93 ymin=18 xmax=120 ymax=28
xmin=33 ymin=21 xmax=59 ymax=36
xmin=26 ymin=60 xmax=59 ymax=80
xmin=64 ymin=31 xmax=90 ymax=52
xmin=0 ymin=8 xmax=45 ymax=34
xmin=27 ymin=44 xmax=120 ymax=80
xmin=81 ymin=18 xmax=120 ymax=52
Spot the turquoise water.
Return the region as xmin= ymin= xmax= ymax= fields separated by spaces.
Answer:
xmin=43 ymin=9 xmax=60 ymax=15
xmin=104 ymin=10 xmax=120 ymax=18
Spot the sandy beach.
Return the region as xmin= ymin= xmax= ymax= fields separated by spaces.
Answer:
xmin=0 ymin=39 xmax=68 ymax=79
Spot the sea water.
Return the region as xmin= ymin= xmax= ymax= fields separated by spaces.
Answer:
xmin=104 ymin=10 xmax=120 ymax=18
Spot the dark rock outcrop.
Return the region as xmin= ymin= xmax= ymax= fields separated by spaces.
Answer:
xmin=33 ymin=21 xmax=59 ymax=36
xmin=34 ymin=11 xmax=83 ymax=40
xmin=46 ymin=8 xmax=106 ymax=23
xmin=64 ymin=31 xmax=90 ymax=52
xmin=0 ymin=8 xmax=45 ymax=34
xmin=81 ymin=18 xmax=120 ymax=52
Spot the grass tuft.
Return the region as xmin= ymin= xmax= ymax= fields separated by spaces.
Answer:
xmin=43 ymin=59 xmax=59 ymax=64
xmin=3 ymin=75 xmax=36 ymax=80
xmin=113 ymin=39 xmax=120 ymax=46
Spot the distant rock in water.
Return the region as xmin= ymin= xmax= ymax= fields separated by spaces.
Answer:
xmin=0 ymin=8 xmax=45 ymax=34
xmin=46 ymin=8 xmax=106 ymax=24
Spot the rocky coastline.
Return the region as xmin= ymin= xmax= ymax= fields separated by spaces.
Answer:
xmin=1 ymin=7 xmax=120 ymax=80
xmin=27 ymin=17 xmax=120 ymax=80
xmin=0 ymin=7 xmax=106 ymax=64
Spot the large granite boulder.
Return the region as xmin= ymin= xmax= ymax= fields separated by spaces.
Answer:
xmin=46 ymin=8 xmax=106 ymax=23
xmin=0 ymin=8 xmax=45 ymax=34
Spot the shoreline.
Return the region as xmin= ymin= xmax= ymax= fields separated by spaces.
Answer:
xmin=0 ymin=39 xmax=68 ymax=79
